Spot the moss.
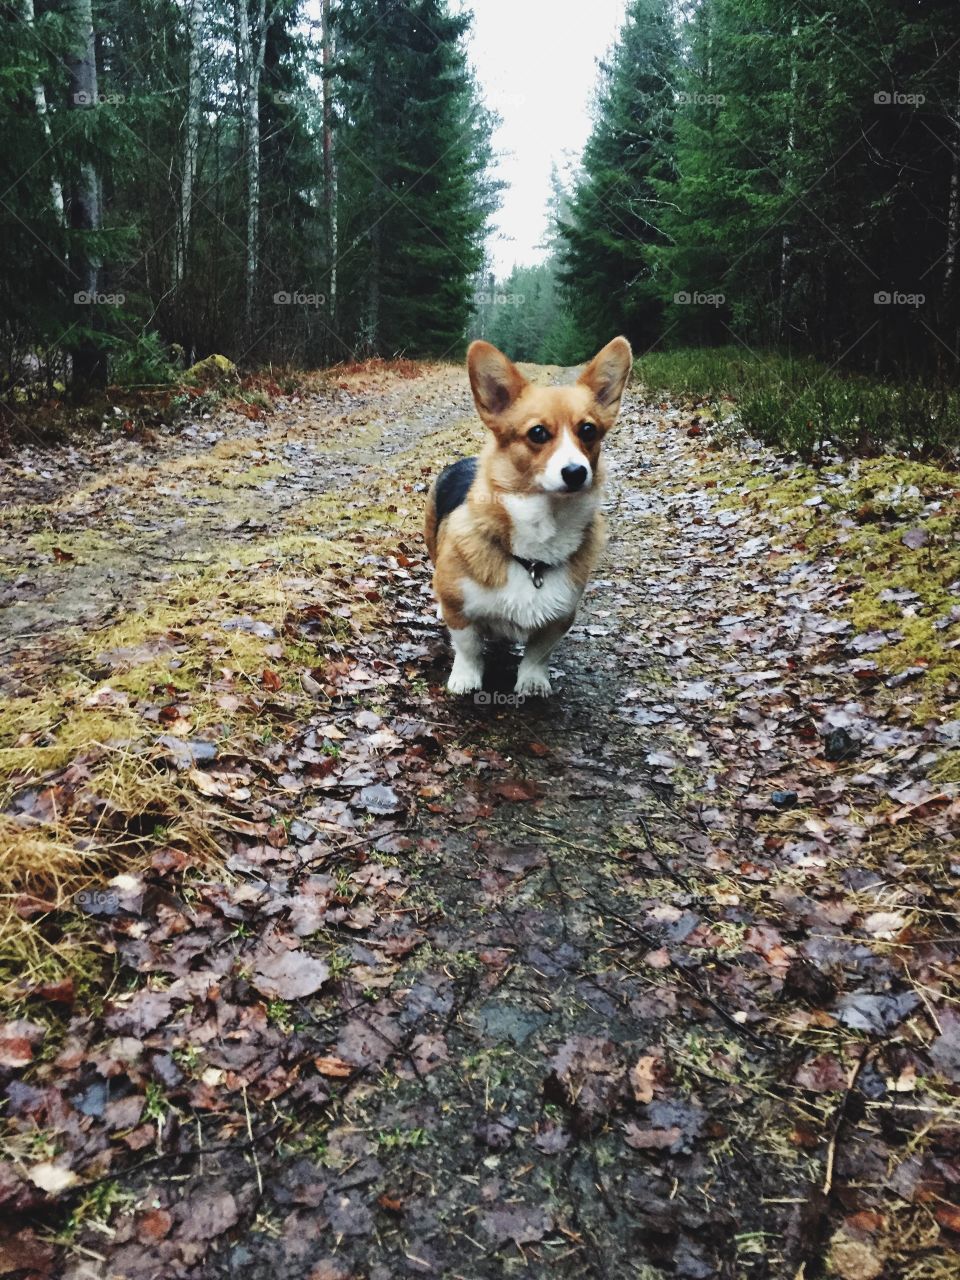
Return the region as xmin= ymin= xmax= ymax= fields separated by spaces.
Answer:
xmin=25 ymin=529 xmax=119 ymax=559
xmin=184 ymin=353 xmax=237 ymax=386
xmin=930 ymin=750 xmax=960 ymax=784
xmin=700 ymin=453 xmax=960 ymax=697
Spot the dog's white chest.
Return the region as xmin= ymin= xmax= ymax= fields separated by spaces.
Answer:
xmin=502 ymin=492 xmax=598 ymax=563
xmin=460 ymin=561 xmax=583 ymax=640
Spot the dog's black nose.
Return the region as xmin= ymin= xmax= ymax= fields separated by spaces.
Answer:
xmin=561 ymin=464 xmax=588 ymax=491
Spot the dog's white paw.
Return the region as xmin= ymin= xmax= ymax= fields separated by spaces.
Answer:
xmin=515 ymin=666 xmax=553 ymax=698
xmin=447 ymin=662 xmax=483 ymax=695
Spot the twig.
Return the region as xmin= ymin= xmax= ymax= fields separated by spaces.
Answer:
xmin=242 ymin=1085 xmax=263 ymax=1196
xmin=824 ymin=1047 xmax=873 ymax=1197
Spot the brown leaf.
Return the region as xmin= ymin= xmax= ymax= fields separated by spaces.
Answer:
xmin=934 ymin=1204 xmax=960 ymax=1233
xmin=886 ymin=792 xmax=950 ymax=825
xmin=794 ymin=1054 xmax=849 ymax=1092
xmin=622 ymin=1122 xmax=681 ymax=1150
xmin=0 ymin=1037 xmax=34 ymax=1069
xmin=137 ymin=1208 xmax=173 ymax=1243
xmin=629 ymin=1052 xmax=663 ymax=1104
xmin=262 ymin=668 xmax=283 ymax=691
xmin=545 ymin=1036 xmax=623 ymax=1122
xmin=314 ymin=1055 xmax=353 ymax=1078
xmin=308 ymin=1261 xmax=354 ymax=1280
xmin=0 ymin=1227 xmax=55 ymax=1276
xmin=491 ymin=777 xmax=541 ymax=802
xmin=409 ymin=1033 xmax=448 ymax=1075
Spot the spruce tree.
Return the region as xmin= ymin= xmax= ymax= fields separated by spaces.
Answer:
xmin=333 ymin=0 xmax=498 ymax=357
xmin=557 ymin=0 xmax=680 ymax=353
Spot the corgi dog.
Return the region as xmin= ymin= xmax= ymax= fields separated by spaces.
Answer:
xmin=424 ymin=336 xmax=633 ymax=697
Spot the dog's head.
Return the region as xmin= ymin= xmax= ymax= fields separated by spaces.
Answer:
xmin=467 ymin=336 xmax=632 ymax=495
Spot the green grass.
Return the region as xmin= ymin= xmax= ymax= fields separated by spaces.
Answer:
xmin=634 ymin=346 xmax=960 ymax=459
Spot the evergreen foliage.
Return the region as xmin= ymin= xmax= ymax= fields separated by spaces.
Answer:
xmin=0 ymin=0 xmax=497 ymax=394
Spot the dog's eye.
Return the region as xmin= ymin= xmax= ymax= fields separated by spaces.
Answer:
xmin=579 ymin=422 xmax=598 ymax=442
xmin=527 ymin=425 xmax=550 ymax=444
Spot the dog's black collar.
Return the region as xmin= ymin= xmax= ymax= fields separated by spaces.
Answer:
xmin=512 ymin=555 xmax=551 ymax=589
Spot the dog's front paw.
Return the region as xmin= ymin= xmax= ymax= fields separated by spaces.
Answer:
xmin=447 ymin=662 xmax=483 ymax=695
xmin=515 ymin=665 xmax=553 ymax=698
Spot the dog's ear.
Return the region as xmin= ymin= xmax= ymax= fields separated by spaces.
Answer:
xmin=578 ymin=336 xmax=633 ymax=417
xmin=467 ymin=341 xmax=527 ymax=426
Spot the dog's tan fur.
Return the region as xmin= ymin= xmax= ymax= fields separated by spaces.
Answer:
xmin=425 ymin=336 xmax=632 ymax=692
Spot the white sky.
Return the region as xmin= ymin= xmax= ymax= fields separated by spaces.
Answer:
xmin=455 ymin=0 xmax=627 ymax=276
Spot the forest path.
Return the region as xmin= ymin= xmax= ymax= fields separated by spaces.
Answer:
xmin=1 ymin=363 xmax=957 ymax=1280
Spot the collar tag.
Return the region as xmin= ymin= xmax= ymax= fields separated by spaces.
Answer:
xmin=512 ymin=553 xmax=549 ymax=588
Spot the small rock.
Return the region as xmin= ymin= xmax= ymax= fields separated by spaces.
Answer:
xmin=823 ymin=727 xmax=859 ymax=763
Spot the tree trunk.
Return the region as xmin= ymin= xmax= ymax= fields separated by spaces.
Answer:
xmin=175 ymin=0 xmax=202 ymax=288
xmin=367 ymin=221 xmax=381 ymax=354
xmin=779 ymin=17 xmax=799 ymax=344
xmin=943 ymin=68 xmax=960 ymax=360
xmin=365 ymin=2 xmax=386 ymax=354
xmin=321 ymin=0 xmax=337 ymax=330
xmin=236 ymin=0 xmax=267 ymax=337
xmin=63 ymin=0 xmax=105 ymax=390
xmin=24 ymin=0 xmax=64 ymax=218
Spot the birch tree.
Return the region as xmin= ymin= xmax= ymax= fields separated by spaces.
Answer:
xmin=174 ymin=0 xmax=202 ymax=288
xmin=24 ymin=0 xmax=64 ymax=219
xmin=236 ymin=0 xmax=268 ymax=335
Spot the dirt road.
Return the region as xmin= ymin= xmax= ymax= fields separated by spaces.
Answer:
xmin=1 ymin=362 xmax=958 ymax=1279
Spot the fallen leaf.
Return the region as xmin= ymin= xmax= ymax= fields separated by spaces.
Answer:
xmin=137 ymin=1208 xmax=173 ymax=1243
xmin=862 ymin=911 xmax=905 ymax=938
xmin=355 ymin=783 xmax=402 ymax=815
xmin=252 ymin=943 xmax=330 ymax=1000
xmin=622 ymin=1123 xmax=681 ymax=1150
xmin=481 ymin=1204 xmax=552 ymax=1245
xmin=314 ymin=1055 xmax=354 ymax=1078
xmin=629 ymin=1053 xmax=662 ymax=1104
xmin=828 ymin=1233 xmax=883 ymax=1280
xmin=27 ymin=1162 xmax=78 ymax=1194
xmin=794 ymin=1054 xmax=849 ymax=1092
xmin=886 ymin=793 xmax=951 ymax=825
